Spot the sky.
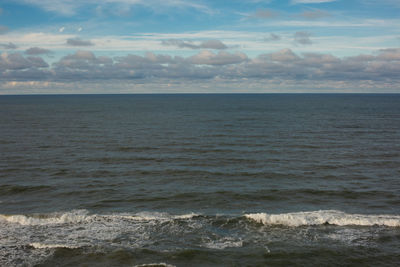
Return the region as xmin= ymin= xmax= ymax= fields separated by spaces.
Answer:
xmin=0 ymin=0 xmax=399 ymax=94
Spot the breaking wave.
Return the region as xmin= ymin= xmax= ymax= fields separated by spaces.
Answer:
xmin=0 ymin=210 xmax=91 ymax=225
xmin=133 ymin=263 xmax=176 ymax=267
xmin=2 ymin=210 xmax=400 ymax=227
xmin=0 ymin=210 xmax=199 ymax=226
xmin=244 ymin=210 xmax=400 ymax=227
xmin=29 ymin=243 xmax=79 ymax=249
xmin=1 ymin=209 xmax=400 ymax=267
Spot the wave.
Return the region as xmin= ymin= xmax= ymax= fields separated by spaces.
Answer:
xmin=0 ymin=210 xmax=200 ymax=226
xmin=2 ymin=210 xmax=400 ymax=228
xmin=0 ymin=210 xmax=90 ymax=226
xmin=29 ymin=243 xmax=79 ymax=249
xmin=133 ymin=263 xmax=176 ymax=267
xmin=123 ymin=211 xmax=199 ymax=221
xmin=244 ymin=210 xmax=400 ymax=227
xmin=203 ymin=238 xmax=243 ymax=249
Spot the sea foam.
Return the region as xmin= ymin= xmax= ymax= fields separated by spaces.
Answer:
xmin=244 ymin=210 xmax=400 ymax=227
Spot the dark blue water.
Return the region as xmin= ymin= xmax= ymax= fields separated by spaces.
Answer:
xmin=1 ymin=94 xmax=400 ymax=266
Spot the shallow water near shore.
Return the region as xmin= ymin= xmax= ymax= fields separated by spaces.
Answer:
xmin=1 ymin=94 xmax=400 ymax=266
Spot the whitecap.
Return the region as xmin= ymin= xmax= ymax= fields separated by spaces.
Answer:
xmin=203 ymin=238 xmax=243 ymax=250
xmin=133 ymin=263 xmax=176 ymax=267
xmin=0 ymin=209 xmax=90 ymax=225
xmin=29 ymin=243 xmax=79 ymax=249
xmin=244 ymin=210 xmax=400 ymax=227
xmin=121 ymin=212 xmax=199 ymax=221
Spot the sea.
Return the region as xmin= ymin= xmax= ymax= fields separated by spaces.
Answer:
xmin=0 ymin=94 xmax=399 ymax=266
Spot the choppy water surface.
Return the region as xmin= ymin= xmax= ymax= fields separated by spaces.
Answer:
xmin=1 ymin=94 xmax=400 ymax=266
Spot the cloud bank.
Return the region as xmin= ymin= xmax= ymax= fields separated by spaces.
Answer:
xmin=1 ymin=48 xmax=399 ymax=93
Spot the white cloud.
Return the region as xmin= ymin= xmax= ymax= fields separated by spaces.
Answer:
xmin=14 ymin=0 xmax=213 ymax=16
xmin=59 ymin=27 xmax=65 ymax=33
xmin=0 ymin=29 xmax=397 ymax=59
xmin=300 ymin=9 xmax=330 ymax=19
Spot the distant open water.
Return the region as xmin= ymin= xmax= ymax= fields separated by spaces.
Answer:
xmin=1 ymin=94 xmax=400 ymax=266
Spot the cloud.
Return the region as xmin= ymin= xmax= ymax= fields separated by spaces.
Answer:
xmin=263 ymin=33 xmax=281 ymax=42
xmin=377 ymin=48 xmax=400 ymax=61
xmin=59 ymin=27 xmax=65 ymax=33
xmin=200 ymin=40 xmax=228 ymax=50
xmin=0 ymin=26 xmax=8 ymax=34
xmin=294 ymin=31 xmax=312 ymax=45
xmin=300 ymin=9 xmax=330 ymax=19
xmin=252 ymin=9 xmax=278 ymax=19
xmin=269 ymin=48 xmax=300 ymax=62
xmin=0 ymin=52 xmax=48 ymax=71
xmin=0 ymin=42 xmax=18 ymax=49
xmin=188 ymin=51 xmax=248 ymax=65
xmin=162 ymin=39 xmax=228 ymax=50
xmin=2 ymin=48 xmax=400 ymax=93
xmin=292 ymin=0 xmax=337 ymax=3
xmin=25 ymin=47 xmax=52 ymax=55
xmin=66 ymin=38 xmax=94 ymax=46
xmin=13 ymin=0 xmax=213 ymax=16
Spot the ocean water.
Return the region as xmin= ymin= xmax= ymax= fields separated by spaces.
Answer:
xmin=0 ymin=94 xmax=399 ymax=266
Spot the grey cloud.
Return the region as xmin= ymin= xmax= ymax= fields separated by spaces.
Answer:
xmin=200 ymin=40 xmax=228 ymax=50
xmin=294 ymin=31 xmax=312 ymax=45
xmin=0 ymin=42 xmax=17 ymax=49
xmin=66 ymin=38 xmax=94 ymax=46
xmin=264 ymin=33 xmax=281 ymax=42
xmin=54 ymin=51 xmax=112 ymax=75
xmin=236 ymin=48 xmax=400 ymax=82
xmin=0 ymin=52 xmax=48 ymax=71
xmin=270 ymin=48 xmax=300 ymax=62
xmin=377 ymin=48 xmax=400 ymax=61
xmin=188 ymin=51 xmax=248 ymax=65
xmin=162 ymin=39 xmax=198 ymax=49
xmin=25 ymin=47 xmax=52 ymax=55
xmin=302 ymin=53 xmax=340 ymax=66
xmin=300 ymin=9 xmax=330 ymax=19
xmin=162 ymin=39 xmax=228 ymax=50
xmin=26 ymin=56 xmax=49 ymax=68
xmin=0 ymin=25 xmax=8 ymax=34
xmin=2 ymin=48 xmax=400 ymax=87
